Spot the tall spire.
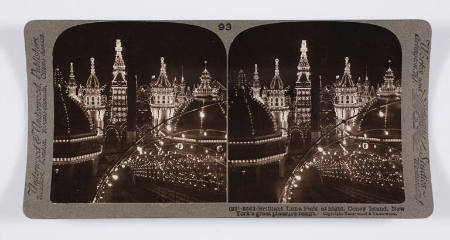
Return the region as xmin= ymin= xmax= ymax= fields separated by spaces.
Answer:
xmin=270 ymin=58 xmax=284 ymax=90
xmin=112 ymin=39 xmax=127 ymax=84
xmin=155 ymin=57 xmax=171 ymax=88
xmin=67 ymin=62 xmax=77 ymax=98
xmin=252 ymin=64 xmax=260 ymax=88
xmin=86 ymin=57 xmax=100 ymax=88
xmin=297 ymin=40 xmax=311 ymax=82
xmin=181 ymin=65 xmax=185 ymax=84
xmin=365 ymin=64 xmax=369 ymax=81
xmin=274 ymin=58 xmax=280 ymax=76
xmin=68 ymin=62 xmax=77 ymax=87
xmin=90 ymin=57 xmax=95 ymax=74
xmin=344 ymin=57 xmax=351 ymax=74
xmin=337 ymin=57 xmax=355 ymax=87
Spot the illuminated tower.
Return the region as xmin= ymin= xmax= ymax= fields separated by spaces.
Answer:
xmin=67 ymin=62 xmax=78 ymax=99
xmin=251 ymin=64 xmax=263 ymax=103
xmin=84 ymin=57 xmax=106 ymax=135
xmin=110 ymin=39 xmax=128 ymax=124
xmin=334 ymin=57 xmax=360 ymax=135
xmin=264 ymin=58 xmax=289 ymax=136
xmin=150 ymin=57 xmax=176 ymax=127
xmin=361 ymin=66 xmax=372 ymax=104
xmin=294 ymin=40 xmax=312 ymax=127
xmin=377 ymin=60 xmax=397 ymax=97
xmin=193 ymin=61 xmax=218 ymax=98
xmin=176 ymin=66 xmax=188 ymax=104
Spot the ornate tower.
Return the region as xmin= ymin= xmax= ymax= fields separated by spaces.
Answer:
xmin=150 ymin=57 xmax=176 ymax=127
xmin=110 ymin=39 xmax=128 ymax=124
xmin=294 ymin=40 xmax=312 ymax=129
xmin=193 ymin=61 xmax=218 ymax=98
xmin=334 ymin=57 xmax=360 ymax=135
xmin=67 ymin=62 xmax=78 ymax=99
xmin=251 ymin=64 xmax=263 ymax=103
xmin=84 ymin=57 xmax=106 ymax=135
xmin=377 ymin=60 xmax=397 ymax=97
xmin=264 ymin=58 xmax=289 ymax=136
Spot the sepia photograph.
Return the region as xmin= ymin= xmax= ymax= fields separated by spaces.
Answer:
xmin=228 ymin=22 xmax=404 ymax=203
xmin=51 ymin=22 xmax=227 ymax=203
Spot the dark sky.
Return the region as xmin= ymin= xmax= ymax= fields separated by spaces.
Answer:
xmin=53 ymin=22 xmax=226 ymax=88
xmin=229 ymin=21 xmax=402 ymax=88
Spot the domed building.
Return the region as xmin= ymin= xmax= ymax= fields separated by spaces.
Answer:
xmin=281 ymin=95 xmax=403 ymax=203
xmin=52 ymin=71 xmax=103 ymax=202
xmin=228 ymin=70 xmax=288 ymax=202
xmin=93 ymin=61 xmax=226 ymax=203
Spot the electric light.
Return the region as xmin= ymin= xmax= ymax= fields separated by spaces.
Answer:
xmin=137 ymin=146 xmax=143 ymax=155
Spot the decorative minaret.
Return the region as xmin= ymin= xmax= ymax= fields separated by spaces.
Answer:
xmin=377 ymin=60 xmax=397 ymax=97
xmin=150 ymin=57 xmax=176 ymax=127
xmin=110 ymin=39 xmax=128 ymax=124
xmin=176 ymin=66 xmax=187 ymax=104
xmin=67 ymin=62 xmax=78 ymax=99
xmin=251 ymin=64 xmax=263 ymax=103
xmin=264 ymin=58 xmax=289 ymax=136
xmin=294 ymin=40 xmax=312 ymax=128
xmin=84 ymin=57 xmax=106 ymax=135
xmin=361 ymin=65 xmax=372 ymax=104
xmin=334 ymin=57 xmax=360 ymax=136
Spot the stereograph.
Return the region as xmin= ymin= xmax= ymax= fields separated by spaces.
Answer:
xmin=23 ymin=20 xmax=432 ymax=218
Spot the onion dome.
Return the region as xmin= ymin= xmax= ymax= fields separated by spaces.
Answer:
xmin=53 ymin=78 xmax=102 ymax=165
xmin=86 ymin=57 xmax=100 ymax=89
xmin=228 ymin=87 xmax=287 ymax=166
xmin=269 ymin=58 xmax=284 ymax=90
xmin=337 ymin=57 xmax=355 ymax=88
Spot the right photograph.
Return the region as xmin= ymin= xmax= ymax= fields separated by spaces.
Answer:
xmin=228 ymin=22 xmax=404 ymax=203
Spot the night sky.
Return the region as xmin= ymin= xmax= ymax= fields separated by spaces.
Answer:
xmin=229 ymin=22 xmax=402 ymax=88
xmin=53 ymin=22 xmax=226 ymax=89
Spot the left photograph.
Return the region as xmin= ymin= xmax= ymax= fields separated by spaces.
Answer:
xmin=51 ymin=22 xmax=227 ymax=203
